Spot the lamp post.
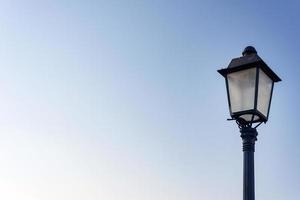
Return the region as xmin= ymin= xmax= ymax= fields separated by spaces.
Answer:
xmin=218 ymin=46 xmax=281 ymax=200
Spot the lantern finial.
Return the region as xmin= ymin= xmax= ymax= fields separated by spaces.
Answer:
xmin=242 ymin=46 xmax=257 ymax=56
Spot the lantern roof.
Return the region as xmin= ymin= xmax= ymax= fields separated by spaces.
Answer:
xmin=218 ymin=46 xmax=281 ymax=82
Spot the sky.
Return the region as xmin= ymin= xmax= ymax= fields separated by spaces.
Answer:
xmin=0 ymin=0 xmax=299 ymax=199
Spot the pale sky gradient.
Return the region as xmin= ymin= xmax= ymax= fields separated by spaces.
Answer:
xmin=0 ymin=0 xmax=299 ymax=200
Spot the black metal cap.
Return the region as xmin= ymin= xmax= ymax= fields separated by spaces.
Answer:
xmin=242 ymin=46 xmax=257 ymax=56
xmin=218 ymin=46 xmax=281 ymax=82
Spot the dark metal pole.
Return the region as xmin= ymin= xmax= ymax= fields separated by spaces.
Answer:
xmin=240 ymin=127 xmax=257 ymax=200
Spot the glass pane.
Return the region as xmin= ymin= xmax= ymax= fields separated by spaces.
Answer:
xmin=257 ymin=69 xmax=273 ymax=117
xmin=227 ymin=68 xmax=256 ymax=113
xmin=240 ymin=114 xmax=259 ymax=122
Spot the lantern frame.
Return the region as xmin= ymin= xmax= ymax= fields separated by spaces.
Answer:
xmin=218 ymin=47 xmax=281 ymax=126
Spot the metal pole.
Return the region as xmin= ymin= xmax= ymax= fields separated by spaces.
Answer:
xmin=240 ymin=127 xmax=257 ymax=200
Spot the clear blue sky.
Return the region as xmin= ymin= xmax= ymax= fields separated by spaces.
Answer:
xmin=0 ymin=0 xmax=299 ymax=199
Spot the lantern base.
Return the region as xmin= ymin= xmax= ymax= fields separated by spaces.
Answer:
xmin=231 ymin=109 xmax=267 ymax=128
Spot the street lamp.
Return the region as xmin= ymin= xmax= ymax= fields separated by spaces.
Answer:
xmin=218 ymin=46 xmax=281 ymax=200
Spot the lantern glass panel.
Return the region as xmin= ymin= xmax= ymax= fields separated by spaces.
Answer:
xmin=239 ymin=114 xmax=259 ymax=122
xmin=257 ymin=69 xmax=273 ymax=117
xmin=227 ymin=67 xmax=256 ymax=113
